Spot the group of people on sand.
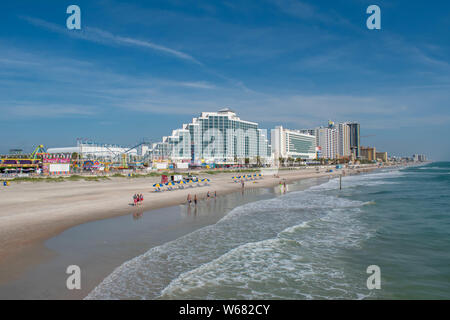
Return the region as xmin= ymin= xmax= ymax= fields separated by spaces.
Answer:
xmin=133 ymin=193 xmax=144 ymax=206
xmin=187 ymin=191 xmax=216 ymax=205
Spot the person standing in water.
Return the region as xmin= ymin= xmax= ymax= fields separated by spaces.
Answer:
xmin=194 ymin=194 xmax=198 ymax=205
xmin=187 ymin=194 xmax=192 ymax=205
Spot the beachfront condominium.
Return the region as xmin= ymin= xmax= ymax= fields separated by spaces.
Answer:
xmin=337 ymin=123 xmax=351 ymax=158
xmin=150 ymin=108 xmax=271 ymax=164
xmin=316 ymin=126 xmax=338 ymax=159
xmin=312 ymin=121 xmax=356 ymax=159
xmin=348 ymin=122 xmax=361 ymax=158
xmin=413 ymin=154 xmax=427 ymax=162
xmin=361 ymin=146 xmax=376 ymax=161
xmin=271 ymin=126 xmax=316 ymax=162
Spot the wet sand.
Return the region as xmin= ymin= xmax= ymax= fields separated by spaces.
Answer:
xmin=0 ymin=176 xmax=336 ymax=300
xmin=0 ymin=165 xmax=382 ymax=298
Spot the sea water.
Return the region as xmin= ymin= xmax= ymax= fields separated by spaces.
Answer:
xmin=86 ymin=163 xmax=450 ymax=299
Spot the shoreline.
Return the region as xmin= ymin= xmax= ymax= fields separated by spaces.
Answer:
xmin=0 ymin=165 xmax=389 ymax=284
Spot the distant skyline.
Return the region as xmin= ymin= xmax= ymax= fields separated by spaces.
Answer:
xmin=0 ymin=0 xmax=449 ymax=160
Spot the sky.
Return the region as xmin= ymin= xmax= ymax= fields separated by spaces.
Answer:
xmin=0 ymin=0 xmax=449 ymax=160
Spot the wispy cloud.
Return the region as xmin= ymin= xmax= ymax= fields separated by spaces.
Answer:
xmin=4 ymin=103 xmax=95 ymax=118
xmin=268 ymin=0 xmax=353 ymax=27
xmin=20 ymin=16 xmax=202 ymax=65
xmin=2 ymin=45 xmax=448 ymax=131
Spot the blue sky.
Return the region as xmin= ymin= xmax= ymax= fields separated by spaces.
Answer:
xmin=0 ymin=0 xmax=449 ymax=159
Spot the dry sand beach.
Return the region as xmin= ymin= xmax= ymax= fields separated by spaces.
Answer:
xmin=0 ymin=165 xmax=381 ymax=286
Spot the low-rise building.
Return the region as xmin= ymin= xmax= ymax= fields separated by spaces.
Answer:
xmin=376 ymin=151 xmax=388 ymax=162
xmin=360 ymin=146 xmax=376 ymax=161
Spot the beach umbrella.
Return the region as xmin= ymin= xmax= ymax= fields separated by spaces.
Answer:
xmin=153 ymin=183 xmax=162 ymax=187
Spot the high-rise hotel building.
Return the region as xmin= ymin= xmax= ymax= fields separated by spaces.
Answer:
xmin=338 ymin=123 xmax=351 ymax=158
xmin=271 ymin=126 xmax=316 ymax=160
xmin=316 ymin=126 xmax=338 ymax=159
xmin=150 ymin=109 xmax=271 ymax=164
xmin=348 ymin=122 xmax=361 ymax=158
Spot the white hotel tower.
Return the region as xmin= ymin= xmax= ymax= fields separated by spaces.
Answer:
xmin=151 ymin=109 xmax=271 ymax=164
xmin=271 ymin=126 xmax=316 ymax=161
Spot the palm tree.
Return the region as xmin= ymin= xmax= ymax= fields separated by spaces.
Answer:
xmin=256 ymin=155 xmax=261 ymax=167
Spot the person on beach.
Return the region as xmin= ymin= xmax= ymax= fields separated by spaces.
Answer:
xmin=133 ymin=194 xmax=137 ymax=206
xmin=140 ymin=193 xmax=144 ymax=204
xmin=194 ymin=194 xmax=198 ymax=205
xmin=187 ymin=194 xmax=192 ymax=205
xmin=214 ymin=191 xmax=217 ymax=199
xmin=207 ymin=191 xmax=210 ymax=199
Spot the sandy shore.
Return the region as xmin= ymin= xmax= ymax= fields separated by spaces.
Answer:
xmin=0 ymin=165 xmax=382 ymax=278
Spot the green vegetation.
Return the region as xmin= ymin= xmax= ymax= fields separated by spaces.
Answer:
xmin=5 ymin=175 xmax=110 ymax=183
xmin=109 ymin=171 xmax=188 ymax=179
xmin=359 ymin=159 xmax=376 ymax=165
xmin=3 ymin=169 xmax=264 ymax=184
xmin=111 ymin=173 xmax=126 ymax=178
xmin=204 ymin=170 xmax=220 ymax=175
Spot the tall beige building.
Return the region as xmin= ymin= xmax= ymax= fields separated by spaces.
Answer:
xmin=338 ymin=123 xmax=351 ymax=158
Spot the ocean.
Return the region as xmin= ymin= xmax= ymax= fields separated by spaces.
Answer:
xmin=86 ymin=162 xmax=450 ymax=299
